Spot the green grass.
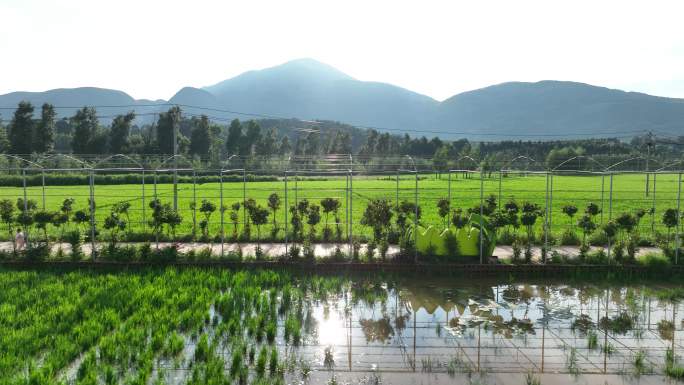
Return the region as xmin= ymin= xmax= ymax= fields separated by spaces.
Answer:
xmin=0 ymin=172 xmax=680 ymax=242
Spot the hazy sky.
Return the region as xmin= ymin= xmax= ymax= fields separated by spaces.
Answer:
xmin=1 ymin=0 xmax=683 ymax=101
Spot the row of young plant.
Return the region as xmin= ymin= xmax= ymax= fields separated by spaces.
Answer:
xmin=430 ymin=194 xmax=682 ymax=264
xmin=3 ymin=268 xmax=388 ymax=385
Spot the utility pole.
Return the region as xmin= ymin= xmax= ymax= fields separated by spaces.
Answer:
xmin=645 ymin=131 xmax=654 ymax=197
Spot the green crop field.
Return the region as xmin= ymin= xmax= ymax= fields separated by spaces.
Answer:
xmin=0 ymin=172 xmax=680 ymax=242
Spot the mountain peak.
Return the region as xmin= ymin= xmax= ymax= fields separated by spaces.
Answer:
xmin=203 ymin=58 xmax=353 ymax=95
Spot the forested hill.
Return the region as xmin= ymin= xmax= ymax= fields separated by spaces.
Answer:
xmin=2 ymin=58 xmax=684 ymax=139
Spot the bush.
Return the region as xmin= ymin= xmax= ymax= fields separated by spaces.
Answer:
xmin=288 ymin=245 xmax=300 ymax=260
xmin=589 ymin=231 xmax=608 ymax=246
xmin=66 ymin=230 xmax=82 ymax=261
xmin=639 ymin=252 xmax=671 ymax=268
xmin=559 ymin=230 xmax=581 ymax=246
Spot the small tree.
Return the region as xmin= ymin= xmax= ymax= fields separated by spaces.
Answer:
xmin=615 ymin=212 xmax=636 ymax=241
xmin=662 ymin=208 xmax=679 ymax=248
xmin=199 ymin=199 xmax=217 ymax=239
xmin=33 ymin=210 xmax=55 ymax=244
xmin=451 ymin=208 xmax=468 ymax=229
xmin=103 ymin=212 xmax=126 ymax=248
xmin=562 ymin=205 xmax=578 ymax=230
xmin=585 ymin=202 xmax=601 ymax=218
xmin=437 ymin=198 xmax=450 ymax=227
xmin=289 ymin=205 xmax=302 ymax=241
xmin=250 ymin=205 xmax=270 ymax=245
xmin=0 ymin=199 xmax=15 ymax=250
xmin=577 ymin=214 xmax=596 ymax=245
xmin=360 ymin=199 xmax=393 ymax=242
xmin=60 ymin=198 xmax=75 ymax=230
xmin=306 ymin=204 xmax=321 ymax=240
xmin=268 ymin=193 xmax=281 ymax=228
xmin=602 ymin=221 xmax=618 ymax=258
xmin=51 ymin=212 xmax=68 ymax=243
xmin=520 ymin=202 xmax=542 ymax=255
xmin=73 ymin=210 xmax=89 ymax=231
xmin=230 ymin=202 xmax=240 ymax=240
xmin=165 ymin=207 xmax=182 ymax=241
xmin=320 ymin=198 xmax=340 ymax=241
xmin=112 ymin=201 xmax=131 ymax=238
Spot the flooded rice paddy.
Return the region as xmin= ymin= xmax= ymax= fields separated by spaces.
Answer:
xmin=4 ymin=268 xmax=683 ymax=385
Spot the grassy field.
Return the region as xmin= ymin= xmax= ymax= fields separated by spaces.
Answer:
xmin=0 ymin=172 xmax=680 ymax=242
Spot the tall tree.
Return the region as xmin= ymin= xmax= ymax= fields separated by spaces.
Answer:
xmin=241 ymin=120 xmax=262 ymax=155
xmin=225 ymin=119 xmax=242 ymax=155
xmin=189 ymin=115 xmax=211 ymax=157
xmin=70 ymin=107 xmax=98 ymax=154
xmin=8 ymin=101 xmax=34 ymax=155
xmin=33 ymin=103 xmax=55 ymax=153
xmin=279 ymin=135 xmax=291 ymax=155
xmin=109 ymin=112 xmax=135 ymax=153
xmin=156 ymin=106 xmax=181 ymax=154
xmin=256 ymin=128 xmax=278 ymax=155
xmin=0 ymin=122 xmax=10 ymax=153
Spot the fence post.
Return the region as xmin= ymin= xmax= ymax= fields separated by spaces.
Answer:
xmin=141 ymin=169 xmax=146 ymax=233
xmin=242 ymin=169 xmax=247 ymax=231
xmin=448 ymin=171 xmax=452 ymax=207
xmin=154 ymin=172 xmax=159 ymax=249
xmin=676 ymin=173 xmax=681 ymax=265
xmin=89 ymin=171 xmax=96 ymax=260
xmin=600 ymin=173 xmax=605 ymax=224
xmin=544 ymin=172 xmax=549 ymax=261
xmin=41 ymin=171 xmax=46 ymax=209
xmin=284 ymin=171 xmax=288 ymax=257
xmin=651 ymin=172 xmax=657 ymax=233
xmin=608 ymin=173 xmax=613 ymax=221
xmin=549 ymin=173 xmax=554 ymax=228
xmin=22 ymin=169 xmax=29 ymax=248
xmin=396 ymin=170 xmax=400 ymax=211
xmin=479 ymin=170 xmax=484 ymax=264
xmin=498 ymin=170 xmax=502 ymax=210
xmin=192 ymin=170 xmax=197 ymax=238
xmin=220 ymin=170 xmax=224 ymax=257
xmin=414 ymin=170 xmax=419 ymax=263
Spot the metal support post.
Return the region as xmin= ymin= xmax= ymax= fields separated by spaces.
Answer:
xmin=479 ymin=170 xmax=484 ymax=264
xmin=498 ymin=171 xmax=502 ymax=210
xmin=414 ymin=171 xmax=418 ymax=263
xmin=220 ymin=171 xmax=224 ymax=257
xmin=141 ymin=169 xmax=146 ymax=232
xmin=192 ymin=170 xmax=197 ymax=237
xmin=41 ymin=172 xmax=46 ymax=209
xmin=89 ymin=171 xmax=96 ymax=259
xmin=22 ymin=169 xmax=29 ymax=248
xmin=544 ymin=173 xmax=549 ymax=259
xmin=652 ymin=173 xmax=657 ymax=233
xmin=600 ymin=174 xmax=605 ymax=224
xmin=284 ymin=171 xmax=288 ymax=256
xmin=676 ymin=173 xmax=682 ymax=265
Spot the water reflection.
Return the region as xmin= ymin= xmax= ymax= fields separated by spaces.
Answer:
xmin=297 ymin=278 xmax=683 ymax=376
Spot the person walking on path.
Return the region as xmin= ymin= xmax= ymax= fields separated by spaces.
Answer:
xmin=15 ymin=228 xmax=25 ymax=251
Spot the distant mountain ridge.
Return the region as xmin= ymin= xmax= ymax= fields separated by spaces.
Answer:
xmin=2 ymin=58 xmax=683 ymax=139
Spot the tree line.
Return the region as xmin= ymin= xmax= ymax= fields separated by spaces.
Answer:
xmin=0 ymin=101 xmax=679 ymax=168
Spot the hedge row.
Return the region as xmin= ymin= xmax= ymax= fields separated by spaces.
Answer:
xmin=0 ymin=173 xmax=279 ymax=187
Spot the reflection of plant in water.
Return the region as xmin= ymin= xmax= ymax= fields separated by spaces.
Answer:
xmin=435 ymin=323 xmax=442 ymax=337
xmin=633 ymin=350 xmax=651 ymax=375
xmin=324 ymin=346 xmax=335 ymax=369
xmin=395 ymin=313 xmax=410 ymax=331
xmin=665 ymin=348 xmax=684 ymax=379
xmin=587 ymin=331 xmax=598 ymax=350
xmin=482 ymin=316 xmax=535 ymax=339
xmin=525 ymin=372 xmax=541 ymax=385
xmin=658 ymin=320 xmax=675 ymax=341
xmin=566 ymin=347 xmax=579 ymax=375
xmin=359 ymin=317 xmax=394 ymax=343
xmin=601 ymin=342 xmax=615 ymax=356
xmin=571 ymin=314 xmax=594 ymax=336
xmin=421 ymin=356 xmax=434 ymax=372
xmin=599 ymin=312 xmax=634 ymax=335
